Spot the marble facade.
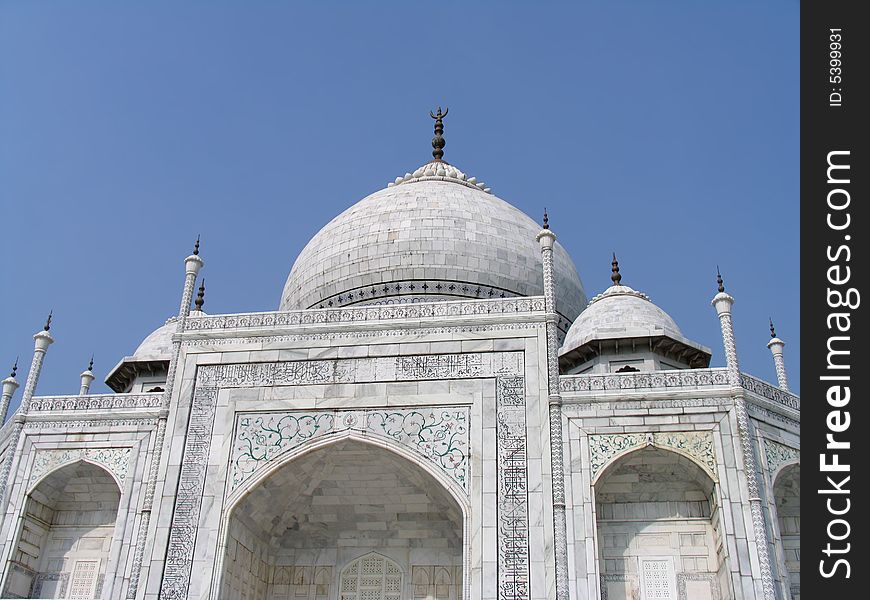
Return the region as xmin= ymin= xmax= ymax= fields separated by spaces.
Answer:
xmin=0 ymin=145 xmax=799 ymax=600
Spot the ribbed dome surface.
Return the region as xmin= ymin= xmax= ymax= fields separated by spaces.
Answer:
xmin=280 ymin=176 xmax=586 ymax=324
xmin=560 ymin=285 xmax=681 ymax=355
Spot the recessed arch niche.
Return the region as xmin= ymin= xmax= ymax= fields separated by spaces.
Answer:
xmin=2 ymin=460 xmax=121 ymax=599
xmin=593 ymin=446 xmax=730 ymax=600
xmin=219 ymin=438 xmax=465 ymax=600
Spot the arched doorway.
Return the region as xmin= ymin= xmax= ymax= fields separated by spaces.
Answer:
xmin=594 ymin=447 xmax=729 ymax=600
xmin=220 ymin=438 xmax=464 ymax=600
xmin=2 ymin=461 xmax=121 ymax=599
xmin=773 ymin=464 xmax=800 ymax=599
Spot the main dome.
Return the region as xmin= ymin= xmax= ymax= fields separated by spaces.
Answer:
xmin=279 ymin=161 xmax=587 ymax=330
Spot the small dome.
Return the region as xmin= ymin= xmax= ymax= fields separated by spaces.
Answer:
xmin=280 ymin=162 xmax=586 ymax=330
xmin=559 ymin=283 xmax=711 ymax=371
xmin=105 ymin=317 xmax=178 ymax=392
xmin=132 ymin=317 xmax=177 ymax=360
xmin=561 ymin=285 xmax=681 ymax=354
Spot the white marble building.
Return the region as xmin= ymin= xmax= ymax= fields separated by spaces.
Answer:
xmin=0 ymin=112 xmax=799 ymax=600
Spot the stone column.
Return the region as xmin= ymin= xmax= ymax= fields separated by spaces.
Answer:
xmin=766 ymin=327 xmax=789 ymax=392
xmin=126 ymin=241 xmax=202 ymax=599
xmin=0 ymin=364 xmax=19 ymax=424
xmin=536 ymin=221 xmax=570 ymax=600
xmin=0 ymin=319 xmax=54 ymax=510
xmin=712 ymin=285 xmax=776 ymax=600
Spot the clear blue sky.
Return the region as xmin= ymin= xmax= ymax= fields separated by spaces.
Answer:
xmin=0 ymin=1 xmax=800 ymax=406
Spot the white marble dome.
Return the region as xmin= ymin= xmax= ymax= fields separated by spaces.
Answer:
xmin=131 ymin=317 xmax=177 ymax=360
xmin=560 ymin=285 xmax=682 ymax=354
xmin=280 ymin=162 xmax=587 ymax=328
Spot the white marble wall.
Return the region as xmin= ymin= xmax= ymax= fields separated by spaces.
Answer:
xmin=141 ymin=315 xmax=552 ymax=600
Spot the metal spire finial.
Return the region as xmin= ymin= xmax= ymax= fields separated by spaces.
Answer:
xmin=611 ymin=253 xmax=622 ymax=285
xmin=44 ymin=311 xmax=52 ymax=331
xmin=193 ymin=235 xmax=200 ymax=256
xmin=195 ymin=279 xmax=205 ymax=312
xmin=429 ymin=107 xmax=448 ymax=161
xmin=769 ymin=318 xmax=776 ymax=339
xmin=87 ymin=355 xmax=94 ymax=372
xmin=542 ymin=208 xmax=549 ymax=230
xmin=716 ymin=266 xmax=725 ymax=293
xmin=10 ymin=357 xmax=17 ymax=378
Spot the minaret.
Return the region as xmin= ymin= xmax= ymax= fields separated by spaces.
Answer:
xmin=0 ymin=359 xmax=19 ymax=423
xmin=126 ymin=237 xmax=204 ymax=599
xmin=181 ymin=237 xmax=204 ymax=317
xmin=19 ymin=313 xmax=55 ymax=414
xmin=766 ymin=319 xmax=790 ymax=391
xmin=0 ymin=313 xmax=55 ymax=508
xmin=711 ymin=269 xmax=776 ymax=599
xmin=79 ymin=356 xmax=95 ymax=396
xmin=711 ymin=268 xmax=740 ymax=373
xmin=536 ymin=209 xmax=570 ymax=600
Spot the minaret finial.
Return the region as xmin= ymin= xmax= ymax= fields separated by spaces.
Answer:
xmin=611 ymin=253 xmax=622 ymax=285
xmin=10 ymin=357 xmax=17 ymax=378
xmin=44 ymin=311 xmax=52 ymax=331
xmin=716 ymin=266 xmax=725 ymax=293
xmin=195 ymin=278 xmax=205 ymax=312
xmin=88 ymin=355 xmax=94 ymax=372
xmin=193 ymin=235 xmax=200 ymax=256
xmin=542 ymin=208 xmax=549 ymax=230
xmin=429 ymin=107 xmax=448 ymax=161
xmin=769 ymin=318 xmax=776 ymax=339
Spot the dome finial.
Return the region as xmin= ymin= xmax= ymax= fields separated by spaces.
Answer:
xmin=87 ymin=355 xmax=94 ymax=372
xmin=769 ymin=317 xmax=776 ymax=338
xmin=195 ymin=278 xmax=205 ymax=312
xmin=430 ymin=107 xmax=448 ymax=161
xmin=716 ymin=266 xmax=725 ymax=293
xmin=611 ymin=253 xmax=622 ymax=285
xmin=542 ymin=208 xmax=549 ymax=230
xmin=10 ymin=357 xmax=17 ymax=378
xmin=193 ymin=235 xmax=200 ymax=256
xmin=44 ymin=310 xmax=52 ymax=331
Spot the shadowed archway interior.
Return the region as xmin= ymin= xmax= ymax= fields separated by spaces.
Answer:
xmin=3 ymin=461 xmax=121 ymax=599
xmin=220 ymin=439 xmax=464 ymax=600
xmin=594 ymin=447 xmax=731 ymax=600
xmin=773 ymin=465 xmax=800 ymax=600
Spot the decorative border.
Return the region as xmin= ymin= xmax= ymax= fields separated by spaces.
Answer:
xmin=182 ymin=322 xmax=547 ymax=349
xmin=496 ymin=376 xmax=530 ymax=600
xmin=562 ymin=397 xmax=732 ymax=414
xmin=676 ymin=571 xmax=721 ymax=600
xmin=186 ymin=297 xmax=547 ymax=332
xmin=763 ymin=439 xmax=799 ymax=480
xmin=746 ymin=403 xmax=800 ymax=430
xmin=740 ymin=373 xmax=800 ymax=412
xmin=588 ymin=431 xmax=718 ymax=481
xmin=24 ymin=418 xmax=158 ymax=430
xmin=27 ymin=393 xmax=163 ymax=412
xmin=28 ymin=447 xmax=132 ymax=488
xmin=159 ymin=351 xmax=525 ymax=600
xmin=230 ymin=407 xmax=470 ymax=493
xmin=560 ymin=369 xmax=730 ymax=393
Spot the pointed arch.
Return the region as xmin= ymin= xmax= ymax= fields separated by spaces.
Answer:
xmin=593 ymin=445 xmax=731 ymax=600
xmin=3 ymin=460 xmax=122 ymax=599
xmin=215 ymin=434 xmax=467 ymax=600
